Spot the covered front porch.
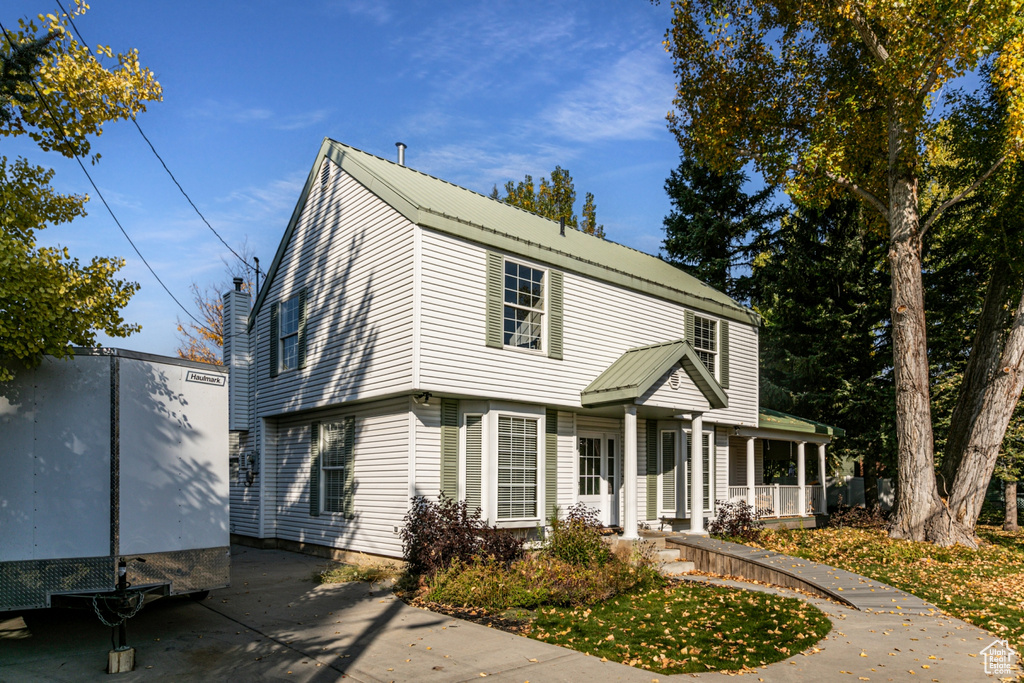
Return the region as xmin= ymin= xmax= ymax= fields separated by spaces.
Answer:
xmin=579 ymin=340 xmax=843 ymax=539
xmin=728 ymin=408 xmax=844 ymax=518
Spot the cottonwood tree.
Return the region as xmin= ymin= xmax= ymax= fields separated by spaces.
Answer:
xmin=0 ymin=5 xmax=161 ymax=381
xmin=491 ymin=166 xmax=606 ymax=237
xmin=661 ymin=0 xmax=1024 ymax=545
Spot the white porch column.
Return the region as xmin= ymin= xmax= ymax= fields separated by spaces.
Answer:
xmin=818 ymin=443 xmax=828 ymax=515
xmin=797 ymin=441 xmax=807 ymax=517
xmin=689 ymin=412 xmax=704 ymax=533
xmin=622 ymin=405 xmax=639 ymax=540
xmin=746 ymin=436 xmax=756 ymax=508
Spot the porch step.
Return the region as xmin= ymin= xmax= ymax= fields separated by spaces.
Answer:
xmin=654 ymin=548 xmax=681 ymax=563
xmin=658 ymin=560 xmax=696 ymax=576
xmin=654 ymin=547 xmax=695 ymax=576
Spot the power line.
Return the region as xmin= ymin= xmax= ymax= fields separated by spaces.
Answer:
xmin=52 ymin=0 xmax=263 ymax=278
xmin=0 ymin=20 xmax=206 ymax=329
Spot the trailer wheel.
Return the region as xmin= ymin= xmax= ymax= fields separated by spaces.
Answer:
xmin=187 ymin=590 xmax=210 ymax=601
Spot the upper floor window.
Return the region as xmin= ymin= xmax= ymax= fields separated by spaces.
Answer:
xmin=693 ymin=315 xmax=717 ymax=376
xmin=503 ymin=260 xmax=545 ymax=350
xmin=279 ymin=295 xmax=301 ymax=372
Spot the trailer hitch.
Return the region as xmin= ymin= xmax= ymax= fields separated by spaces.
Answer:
xmin=92 ymin=558 xmax=147 ymax=672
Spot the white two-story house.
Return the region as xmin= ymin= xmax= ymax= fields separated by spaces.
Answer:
xmin=223 ymin=139 xmax=842 ymax=560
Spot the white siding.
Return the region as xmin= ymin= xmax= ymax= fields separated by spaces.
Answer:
xmin=556 ymin=411 xmax=576 ymax=516
xmin=269 ymin=398 xmax=409 ymax=558
xmin=639 ymin=363 xmax=712 ymax=411
xmin=253 ymin=162 xmax=416 ymax=419
xmin=228 ymin=431 xmax=260 ymax=537
xmin=715 ymin=426 xmax=729 ymax=505
xmin=417 ymin=230 xmax=758 ymax=425
xmin=412 ymin=399 xmax=441 ymax=500
xmin=727 ymin=436 xmax=764 ymax=486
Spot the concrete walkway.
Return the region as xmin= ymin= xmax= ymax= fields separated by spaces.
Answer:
xmin=666 ymin=534 xmax=937 ymax=613
xmin=0 ymin=545 xmax=1011 ymax=682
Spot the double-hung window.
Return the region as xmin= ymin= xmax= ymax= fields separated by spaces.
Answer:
xmin=496 ymin=415 xmax=538 ymax=518
xmin=693 ymin=315 xmax=718 ymax=376
xmin=503 ymin=260 xmax=545 ymax=350
xmin=320 ymin=419 xmax=354 ymax=515
xmin=278 ymin=296 xmax=300 ymax=372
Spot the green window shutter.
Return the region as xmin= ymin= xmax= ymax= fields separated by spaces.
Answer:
xmin=297 ymin=289 xmax=308 ymax=370
xmin=545 ymin=409 xmax=558 ymax=520
xmin=440 ymin=399 xmax=459 ymax=499
xmin=645 ymin=420 xmax=658 ymax=520
xmin=684 ymin=310 xmax=694 ymax=346
xmin=465 ymin=415 xmax=483 ymax=512
xmin=661 ymin=431 xmax=676 ymax=513
xmin=720 ymin=320 xmax=730 ymax=389
xmin=269 ymin=303 xmax=279 ymax=378
xmin=548 ymin=271 xmax=563 ymax=360
xmin=343 ymin=416 xmax=356 ymax=519
xmin=309 ymin=422 xmax=321 ymax=517
xmin=485 ymin=252 xmax=503 ymax=348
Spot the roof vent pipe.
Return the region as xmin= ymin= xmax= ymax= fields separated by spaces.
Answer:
xmin=395 ymin=142 xmax=406 ymax=166
xmin=233 ymin=277 xmax=243 ymax=291
xmin=559 ymin=216 xmax=565 ymax=236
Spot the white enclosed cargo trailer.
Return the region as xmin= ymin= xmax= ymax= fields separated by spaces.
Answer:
xmin=0 ymin=348 xmax=230 ymax=611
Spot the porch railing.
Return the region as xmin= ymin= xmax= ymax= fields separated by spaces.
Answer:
xmin=740 ymin=484 xmax=825 ymax=518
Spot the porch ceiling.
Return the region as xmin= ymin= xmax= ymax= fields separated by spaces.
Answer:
xmin=758 ymin=408 xmax=846 ymax=437
xmin=580 ymin=339 xmax=728 ymax=410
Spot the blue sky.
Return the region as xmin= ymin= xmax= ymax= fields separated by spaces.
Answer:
xmin=6 ymin=0 xmax=686 ymax=357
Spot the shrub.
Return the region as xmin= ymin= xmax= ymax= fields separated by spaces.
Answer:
xmin=545 ymin=502 xmax=610 ymax=566
xmin=426 ymin=552 xmax=664 ymax=610
xmin=708 ymin=499 xmax=764 ymax=542
xmin=400 ymin=493 xmax=524 ymax=576
xmin=827 ymin=501 xmax=888 ymax=529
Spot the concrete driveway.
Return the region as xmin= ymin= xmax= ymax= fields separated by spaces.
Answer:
xmin=0 ymin=545 xmax=1008 ymax=682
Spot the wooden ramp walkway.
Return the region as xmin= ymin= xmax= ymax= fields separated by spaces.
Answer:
xmin=666 ymin=535 xmax=938 ymax=614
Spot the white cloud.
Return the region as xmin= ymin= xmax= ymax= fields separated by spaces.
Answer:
xmin=540 ymin=49 xmax=673 ymax=142
xmin=188 ymin=101 xmax=329 ymax=131
xmin=326 ymin=0 xmax=393 ymax=25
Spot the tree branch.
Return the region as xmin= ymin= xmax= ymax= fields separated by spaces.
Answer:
xmin=915 ymin=0 xmax=975 ymax=101
xmin=842 ymin=1 xmax=890 ymax=63
xmin=825 ymin=171 xmax=889 ymax=218
xmin=920 ymin=154 xmax=1007 ymax=237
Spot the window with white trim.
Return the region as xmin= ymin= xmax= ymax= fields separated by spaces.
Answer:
xmin=497 ymin=415 xmax=538 ymax=518
xmin=503 ymin=259 xmax=545 ymax=350
xmin=278 ymin=295 xmax=301 ymax=372
xmin=693 ymin=315 xmax=718 ymax=376
xmin=321 ymin=419 xmax=354 ymax=514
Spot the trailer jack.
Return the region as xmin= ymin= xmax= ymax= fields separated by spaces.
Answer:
xmin=91 ymin=558 xmax=147 ymax=673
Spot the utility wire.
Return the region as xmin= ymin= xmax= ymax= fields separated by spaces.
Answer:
xmin=53 ymin=0 xmax=263 ymax=278
xmin=0 ymin=20 xmax=206 ymax=329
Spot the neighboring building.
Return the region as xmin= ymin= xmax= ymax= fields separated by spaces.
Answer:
xmin=224 ymin=139 xmax=842 ymax=560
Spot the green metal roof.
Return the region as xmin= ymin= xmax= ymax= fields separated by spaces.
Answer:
xmin=250 ymin=139 xmax=759 ymax=329
xmin=580 ymin=339 xmax=728 ymax=410
xmin=758 ymin=408 xmax=846 ymax=437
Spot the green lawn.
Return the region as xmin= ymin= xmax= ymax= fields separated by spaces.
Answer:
xmin=750 ymin=525 xmax=1024 ymax=650
xmin=522 ymin=581 xmax=832 ymax=674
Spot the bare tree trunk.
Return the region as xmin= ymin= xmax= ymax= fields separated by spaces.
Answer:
xmin=938 ymin=265 xmax=1014 ymax=496
xmin=1006 ymin=481 xmax=1019 ymax=532
xmin=886 ymin=177 xmax=959 ymax=542
xmin=945 ymin=290 xmax=1024 ymax=533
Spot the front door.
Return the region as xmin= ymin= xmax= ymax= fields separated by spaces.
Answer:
xmin=578 ymin=433 xmax=620 ymax=526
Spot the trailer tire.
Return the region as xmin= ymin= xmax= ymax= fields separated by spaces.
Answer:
xmin=187 ymin=590 xmax=210 ymax=602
